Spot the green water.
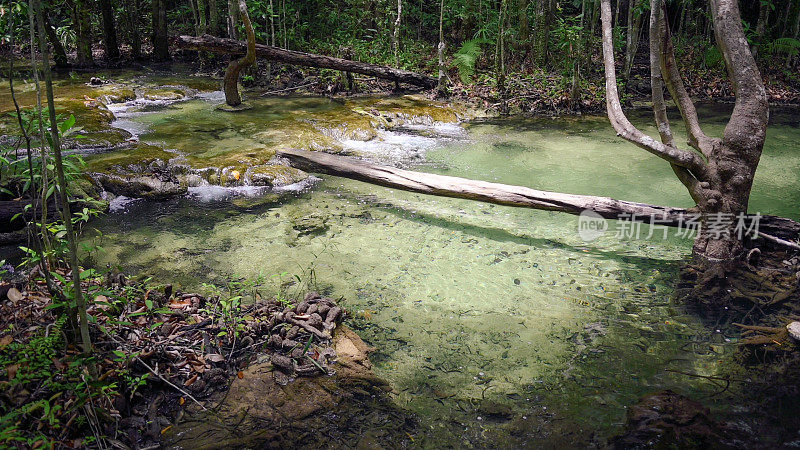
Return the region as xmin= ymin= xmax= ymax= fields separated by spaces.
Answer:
xmin=73 ymin=90 xmax=800 ymax=446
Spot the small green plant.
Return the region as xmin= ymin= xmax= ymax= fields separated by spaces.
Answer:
xmin=451 ymin=38 xmax=490 ymax=84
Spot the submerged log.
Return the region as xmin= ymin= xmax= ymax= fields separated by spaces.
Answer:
xmin=276 ymin=149 xmax=800 ymax=247
xmin=175 ymin=35 xmax=438 ymax=89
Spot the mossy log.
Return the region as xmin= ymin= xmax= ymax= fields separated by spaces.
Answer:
xmin=175 ymin=35 xmax=438 ymax=89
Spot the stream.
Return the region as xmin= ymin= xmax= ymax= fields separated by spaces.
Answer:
xmin=4 ymin=71 xmax=800 ymax=447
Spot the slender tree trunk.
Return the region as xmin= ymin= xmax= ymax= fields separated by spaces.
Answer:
xmin=495 ymin=0 xmax=507 ymax=112
xmin=752 ymin=0 xmax=769 ymax=59
xmin=436 ymin=0 xmax=448 ymax=96
xmin=98 ymin=0 xmax=120 ymax=60
xmin=281 ymin=0 xmax=287 ymax=48
xmin=126 ymin=0 xmax=142 ymax=59
xmin=70 ymin=0 xmax=94 ymax=67
xmin=33 ymin=0 xmax=92 ymax=354
xmin=152 ymin=0 xmax=170 ymax=61
xmin=227 ymin=0 xmax=239 ymax=39
xmin=614 ymin=0 xmax=621 ymax=27
xmin=794 ymin=0 xmax=800 ymax=39
xmin=223 ymin=0 xmax=255 ymax=107
xmin=393 ymin=0 xmax=402 ymax=66
xmin=533 ymin=0 xmax=553 ymax=67
xmin=41 ymin=13 xmax=69 ymax=68
xmin=209 ymin=0 xmax=219 ymax=35
xmin=198 ymin=0 xmax=208 ymax=34
xmin=571 ymin=0 xmax=587 ymax=107
xmin=623 ymin=0 xmax=642 ymax=81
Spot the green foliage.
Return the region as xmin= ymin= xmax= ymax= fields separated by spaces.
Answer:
xmin=764 ymin=37 xmax=800 ymax=58
xmin=451 ymin=38 xmax=489 ymax=84
xmin=703 ymin=45 xmax=724 ymax=70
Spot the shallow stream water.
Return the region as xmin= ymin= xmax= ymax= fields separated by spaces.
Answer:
xmin=10 ymin=74 xmax=797 ymax=446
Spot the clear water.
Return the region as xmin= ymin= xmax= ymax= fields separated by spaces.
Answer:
xmin=77 ymin=91 xmax=800 ymax=446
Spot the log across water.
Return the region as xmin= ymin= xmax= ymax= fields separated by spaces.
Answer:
xmin=175 ymin=35 xmax=437 ymax=89
xmin=276 ymin=149 xmax=800 ymax=247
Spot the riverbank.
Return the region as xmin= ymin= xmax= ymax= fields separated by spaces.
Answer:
xmin=0 ymin=265 xmax=417 ymax=448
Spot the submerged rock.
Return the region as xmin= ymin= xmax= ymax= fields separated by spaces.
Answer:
xmin=93 ymin=173 xmax=187 ymax=200
xmin=610 ymin=390 xmax=744 ymax=449
xmin=248 ymin=164 xmax=308 ymax=187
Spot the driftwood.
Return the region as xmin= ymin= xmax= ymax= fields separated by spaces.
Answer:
xmin=175 ymin=35 xmax=438 ymax=89
xmin=276 ymin=149 xmax=800 ymax=246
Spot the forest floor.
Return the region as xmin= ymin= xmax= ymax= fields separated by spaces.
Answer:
xmin=0 ymin=265 xmax=418 ymax=448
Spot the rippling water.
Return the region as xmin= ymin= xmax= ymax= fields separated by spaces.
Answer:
xmin=81 ymin=93 xmax=800 ymax=446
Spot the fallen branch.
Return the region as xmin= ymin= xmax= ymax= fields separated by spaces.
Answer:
xmin=276 ymin=149 xmax=800 ymax=249
xmin=175 ymin=35 xmax=437 ymax=89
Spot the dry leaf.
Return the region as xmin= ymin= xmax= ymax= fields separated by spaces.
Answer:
xmin=184 ymin=373 xmax=198 ymax=387
xmin=6 ymin=288 xmax=23 ymax=303
xmin=237 ymin=371 xmax=244 ymax=379
xmin=179 ymin=397 xmax=185 ymax=406
xmin=6 ymin=364 xmax=19 ymax=380
xmin=0 ymin=335 xmax=12 ymax=349
xmin=205 ymin=354 xmax=225 ymax=363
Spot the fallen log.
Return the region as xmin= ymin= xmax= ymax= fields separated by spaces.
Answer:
xmin=276 ymin=149 xmax=800 ymax=247
xmin=175 ymin=35 xmax=437 ymax=89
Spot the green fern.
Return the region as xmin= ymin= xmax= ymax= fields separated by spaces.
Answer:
xmin=451 ymin=39 xmax=490 ymax=84
xmin=764 ymin=37 xmax=800 ymax=58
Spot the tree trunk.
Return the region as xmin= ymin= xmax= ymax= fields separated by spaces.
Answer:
xmin=392 ymin=0 xmax=402 ymax=66
xmin=752 ymin=0 xmax=769 ymax=59
xmin=41 ymin=12 xmax=69 ymax=68
xmin=599 ymin=0 xmax=770 ymax=263
xmin=533 ymin=0 xmax=553 ymax=67
xmin=209 ymin=0 xmax=219 ymax=35
xmin=70 ymin=0 xmax=94 ymax=67
xmin=126 ymin=0 xmax=142 ymax=59
xmin=152 ymin=0 xmax=170 ymax=61
xmin=176 ymin=34 xmax=439 ymax=88
xmin=223 ymin=0 xmax=255 ymax=107
xmin=436 ymin=0 xmax=448 ymax=96
xmin=623 ymin=0 xmax=642 ymax=81
xmin=495 ymin=0 xmax=507 ymax=113
xmin=227 ymin=0 xmax=239 ymax=39
xmin=33 ymin=0 xmax=92 ymax=354
xmin=198 ymin=0 xmax=208 ymax=35
xmin=98 ymin=0 xmax=120 ymax=60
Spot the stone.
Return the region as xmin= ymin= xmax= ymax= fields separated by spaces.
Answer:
xmin=787 ymin=322 xmax=800 ymax=341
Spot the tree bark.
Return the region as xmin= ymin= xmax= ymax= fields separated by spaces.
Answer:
xmin=392 ymin=0 xmax=402 ymax=66
xmin=436 ymin=0 xmax=448 ymax=96
xmin=176 ymin=34 xmax=439 ymax=88
xmin=98 ymin=0 xmax=120 ymax=60
xmin=223 ymin=0 xmax=255 ymax=107
xmin=600 ymin=0 xmax=769 ymax=263
xmin=227 ymin=0 xmax=239 ymax=39
xmin=151 ymin=0 xmax=170 ymax=61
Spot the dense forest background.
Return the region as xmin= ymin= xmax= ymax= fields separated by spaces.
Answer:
xmin=2 ymin=0 xmax=799 ymax=108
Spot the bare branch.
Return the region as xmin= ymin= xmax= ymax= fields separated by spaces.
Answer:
xmin=649 ymin=0 xmax=702 ymax=204
xmin=658 ymin=3 xmax=715 ymax=154
xmin=710 ymin=0 xmax=769 ymax=161
xmin=599 ymin=0 xmax=707 ymax=176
